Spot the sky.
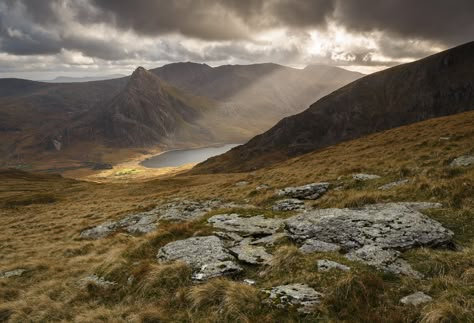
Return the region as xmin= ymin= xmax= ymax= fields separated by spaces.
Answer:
xmin=0 ymin=0 xmax=473 ymax=80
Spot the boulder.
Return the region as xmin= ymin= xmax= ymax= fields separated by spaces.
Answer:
xmin=345 ymin=245 xmax=422 ymax=277
xmin=400 ymin=291 xmax=433 ymax=306
xmin=285 ymin=203 xmax=452 ymax=251
xmin=299 ymin=239 xmax=341 ymax=254
xmin=272 ymin=199 xmax=305 ymax=211
xmin=80 ymin=213 xmax=158 ymax=239
xmin=230 ymin=239 xmax=273 ymax=265
xmin=378 ymin=179 xmax=409 ymax=190
xmin=208 ymin=214 xmax=284 ymax=236
xmin=317 ymin=260 xmax=350 ymax=272
xmin=157 ymin=236 xmax=242 ymax=280
xmin=262 ymin=283 xmax=323 ymax=313
xmin=450 ymin=155 xmax=474 ymax=167
xmin=353 ymin=173 xmax=381 ymax=181
xmin=277 ymin=183 xmax=330 ymax=200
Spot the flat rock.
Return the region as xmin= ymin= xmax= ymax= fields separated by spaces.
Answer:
xmin=299 ymin=239 xmax=341 ymax=254
xmin=378 ymin=179 xmax=409 ymax=190
xmin=235 ymin=181 xmax=250 ymax=187
xmin=230 ymin=240 xmax=273 ymax=265
xmin=277 ymin=183 xmax=330 ymax=200
xmin=285 ymin=202 xmax=452 ymax=251
xmin=80 ymin=213 xmax=158 ymax=239
xmin=256 ymin=184 xmax=271 ymax=191
xmin=317 ymin=260 xmax=350 ymax=272
xmin=400 ymin=291 xmax=433 ymax=306
xmin=353 ymin=173 xmax=381 ymax=181
xmin=450 ymin=155 xmax=474 ymax=167
xmin=192 ymin=261 xmax=243 ymax=281
xmin=262 ymin=283 xmax=323 ymax=313
xmin=272 ymin=199 xmax=305 ymax=211
xmin=250 ymin=232 xmax=287 ymax=246
xmin=208 ymin=214 xmax=284 ymax=236
xmin=0 ymin=269 xmax=27 ymax=279
xmin=345 ymin=245 xmax=422 ymax=277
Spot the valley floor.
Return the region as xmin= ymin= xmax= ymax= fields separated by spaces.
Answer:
xmin=0 ymin=111 xmax=473 ymax=322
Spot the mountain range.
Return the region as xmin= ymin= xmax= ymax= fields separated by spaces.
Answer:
xmin=194 ymin=41 xmax=474 ymax=173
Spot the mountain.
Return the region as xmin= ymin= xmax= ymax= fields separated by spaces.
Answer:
xmin=43 ymin=74 xmax=126 ymax=83
xmin=61 ymin=67 xmax=215 ymax=147
xmin=194 ymin=41 xmax=474 ymax=173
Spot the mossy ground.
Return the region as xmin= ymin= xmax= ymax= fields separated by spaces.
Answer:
xmin=0 ymin=111 xmax=473 ymax=322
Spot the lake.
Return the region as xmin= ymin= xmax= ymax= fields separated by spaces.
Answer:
xmin=140 ymin=144 xmax=240 ymax=168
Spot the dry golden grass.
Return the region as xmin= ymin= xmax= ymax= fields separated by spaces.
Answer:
xmin=0 ymin=111 xmax=473 ymax=322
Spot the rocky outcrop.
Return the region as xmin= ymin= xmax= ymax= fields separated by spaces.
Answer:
xmin=277 ymin=183 xmax=329 ymax=200
xmin=208 ymin=214 xmax=284 ymax=236
xmin=230 ymin=239 xmax=273 ymax=264
xmin=299 ymin=239 xmax=341 ymax=254
xmin=80 ymin=213 xmax=158 ymax=239
xmin=353 ymin=173 xmax=381 ymax=181
xmin=157 ymin=236 xmax=242 ymax=280
xmin=400 ymin=291 xmax=433 ymax=306
xmin=317 ymin=260 xmax=350 ymax=272
xmin=378 ymin=179 xmax=409 ymax=190
xmin=262 ymin=283 xmax=324 ymax=313
xmin=285 ymin=203 xmax=453 ymax=250
xmin=450 ymin=155 xmax=474 ymax=167
xmin=272 ymin=199 xmax=305 ymax=211
xmin=345 ymin=245 xmax=422 ymax=277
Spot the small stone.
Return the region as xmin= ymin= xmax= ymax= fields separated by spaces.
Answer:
xmin=0 ymin=269 xmax=27 ymax=278
xmin=378 ymin=179 xmax=409 ymax=190
xmin=353 ymin=173 xmax=381 ymax=181
xmin=400 ymin=291 xmax=433 ymax=306
xmin=192 ymin=261 xmax=243 ymax=281
xmin=243 ymin=279 xmax=256 ymax=286
xmin=208 ymin=214 xmax=284 ymax=236
xmin=256 ymin=184 xmax=271 ymax=191
xmin=299 ymin=239 xmax=341 ymax=254
xmin=235 ymin=181 xmax=250 ymax=187
xmin=262 ymin=283 xmax=323 ymax=313
xmin=317 ymin=260 xmax=350 ymax=272
xmin=79 ymin=274 xmax=117 ymax=288
xmin=450 ymin=155 xmax=474 ymax=167
xmin=277 ymin=183 xmax=330 ymax=200
xmin=272 ymin=199 xmax=305 ymax=211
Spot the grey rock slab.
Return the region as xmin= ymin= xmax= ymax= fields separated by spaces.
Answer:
xmin=378 ymin=179 xmax=409 ymax=190
xmin=157 ymin=236 xmax=235 ymax=270
xmin=450 ymin=155 xmax=474 ymax=167
xmin=80 ymin=213 xmax=158 ymax=239
xmin=208 ymin=214 xmax=284 ymax=236
xmin=317 ymin=260 xmax=350 ymax=272
xmin=250 ymin=232 xmax=287 ymax=246
xmin=192 ymin=261 xmax=243 ymax=281
xmin=353 ymin=173 xmax=381 ymax=181
xmin=277 ymin=182 xmax=330 ymax=200
xmin=0 ymin=268 xmax=27 ymax=279
xmin=230 ymin=241 xmax=273 ymax=265
xmin=235 ymin=181 xmax=250 ymax=187
xmin=285 ymin=203 xmax=453 ymax=251
xmin=263 ymin=283 xmax=324 ymax=313
xmin=400 ymin=291 xmax=433 ymax=306
xmin=272 ymin=199 xmax=305 ymax=211
xmin=345 ymin=245 xmax=422 ymax=278
xmin=299 ymin=239 xmax=341 ymax=254
xmin=256 ymin=184 xmax=271 ymax=191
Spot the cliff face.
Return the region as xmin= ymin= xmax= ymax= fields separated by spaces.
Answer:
xmin=194 ymin=41 xmax=474 ymax=173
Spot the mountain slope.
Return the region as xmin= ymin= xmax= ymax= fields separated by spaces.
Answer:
xmin=194 ymin=41 xmax=474 ymax=173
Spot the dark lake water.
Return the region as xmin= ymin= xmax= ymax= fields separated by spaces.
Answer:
xmin=140 ymin=144 xmax=240 ymax=168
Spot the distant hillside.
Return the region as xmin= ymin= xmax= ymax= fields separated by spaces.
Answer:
xmin=194 ymin=41 xmax=474 ymax=173
xmin=43 ymin=74 xmax=126 ymax=83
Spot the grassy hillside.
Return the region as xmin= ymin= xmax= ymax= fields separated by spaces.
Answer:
xmin=0 ymin=111 xmax=473 ymax=322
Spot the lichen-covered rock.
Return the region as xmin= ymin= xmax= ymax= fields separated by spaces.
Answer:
xmin=230 ymin=239 xmax=273 ymax=264
xmin=400 ymin=291 xmax=433 ymax=306
xmin=450 ymin=155 xmax=474 ymax=167
xmin=285 ymin=203 xmax=452 ymax=251
xmin=317 ymin=260 xmax=350 ymax=272
xmin=299 ymin=239 xmax=341 ymax=254
xmin=272 ymin=199 xmax=305 ymax=211
xmin=262 ymin=283 xmax=323 ymax=313
xmin=0 ymin=268 xmax=27 ymax=279
xmin=345 ymin=245 xmax=422 ymax=277
xmin=353 ymin=173 xmax=381 ymax=181
xmin=208 ymin=214 xmax=284 ymax=236
xmin=378 ymin=179 xmax=409 ymax=190
xmin=79 ymin=274 xmax=117 ymax=288
xmin=192 ymin=261 xmax=243 ymax=281
xmin=80 ymin=213 xmax=158 ymax=239
xmin=250 ymin=232 xmax=287 ymax=246
xmin=277 ymin=183 xmax=330 ymax=200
